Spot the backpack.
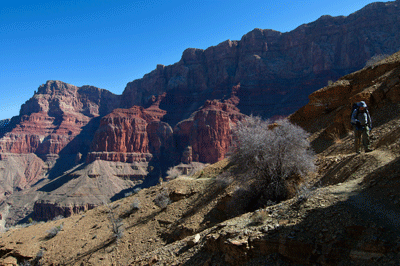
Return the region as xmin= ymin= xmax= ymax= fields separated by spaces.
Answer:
xmin=350 ymin=102 xmax=359 ymax=126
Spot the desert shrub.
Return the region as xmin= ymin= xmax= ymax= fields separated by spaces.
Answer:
xmin=154 ymin=189 xmax=171 ymax=208
xmin=365 ymin=54 xmax=389 ymax=67
xmin=124 ymin=192 xmax=133 ymax=197
xmin=166 ymin=167 xmax=183 ymax=179
xmin=104 ymin=201 xmax=124 ymax=241
xmin=52 ymin=215 xmax=64 ymax=221
xmin=131 ymin=198 xmax=140 ymax=210
xmin=167 ymin=162 xmax=207 ymax=180
xmin=230 ymin=116 xmax=315 ymax=205
xmin=120 ymin=198 xmax=141 ymax=218
xmin=46 ymin=223 xmax=63 ymax=239
xmin=125 ymin=187 xmax=142 ymax=198
xmin=250 ymin=210 xmax=269 ymax=225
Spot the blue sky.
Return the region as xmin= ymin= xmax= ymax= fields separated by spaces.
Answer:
xmin=0 ymin=0 xmax=381 ymax=120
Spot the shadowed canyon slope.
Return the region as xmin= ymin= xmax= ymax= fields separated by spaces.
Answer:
xmin=1 ymin=0 xmax=400 ymax=224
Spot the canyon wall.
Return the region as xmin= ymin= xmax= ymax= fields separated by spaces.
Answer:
xmin=120 ymin=1 xmax=400 ymax=125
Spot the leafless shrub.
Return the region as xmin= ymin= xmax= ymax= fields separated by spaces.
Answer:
xmin=167 ymin=162 xmax=207 ymax=180
xmin=45 ymin=223 xmax=63 ymax=239
xmin=230 ymin=116 xmax=315 ymax=204
xmin=104 ymin=201 xmax=124 ymax=241
xmin=131 ymin=198 xmax=140 ymax=210
xmin=327 ymin=128 xmax=342 ymax=144
xmin=365 ymin=54 xmax=390 ymax=67
xmin=124 ymin=192 xmax=133 ymax=197
xmin=154 ymin=189 xmax=171 ymax=209
xmin=121 ymin=197 xmax=141 ymax=218
xmin=166 ymin=167 xmax=183 ymax=179
xmin=295 ymin=182 xmax=315 ymax=204
xmin=125 ymin=187 xmax=142 ymax=198
xmin=52 ymin=215 xmax=64 ymax=221
xmin=250 ymin=210 xmax=269 ymax=225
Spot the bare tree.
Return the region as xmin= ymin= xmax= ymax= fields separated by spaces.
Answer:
xmin=230 ymin=116 xmax=315 ymax=202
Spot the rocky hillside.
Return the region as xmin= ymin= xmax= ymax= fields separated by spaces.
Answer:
xmin=1 ymin=0 xmax=400 ymax=225
xmin=1 ymin=47 xmax=400 ymax=266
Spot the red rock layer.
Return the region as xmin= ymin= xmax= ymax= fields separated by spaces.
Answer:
xmin=88 ymin=102 xmax=172 ymax=163
xmin=174 ymin=99 xmax=246 ymax=164
xmin=120 ymin=1 xmax=400 ymax=123
xmin=0 ymin=80 xmax=119 ymax=155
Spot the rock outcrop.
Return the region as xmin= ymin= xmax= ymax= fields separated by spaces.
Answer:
xmin=174 ymin=99 xmax=246 ymax=163
xmin=87 ymin=98 xmax=171 ymax=163
xmin=121 ymin=1 xmax=400 ymax=123
xmin=290 ymin=50 xmax=400 ymax=139
xmin=0 ymin=80 xmax=119 ymax=155
xmin=27 ymin=159 xmax=148 ymax=221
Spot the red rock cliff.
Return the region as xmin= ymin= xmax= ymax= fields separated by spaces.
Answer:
xmin=0 ymin=81 xmax=119 ymax=156
xmin=87 ymin=99 xmax=172 ymax=163
xmin=174 ymin=99 xmax=246 ymax=163
xmin=121 ymin=1 xmax=400 ymax=124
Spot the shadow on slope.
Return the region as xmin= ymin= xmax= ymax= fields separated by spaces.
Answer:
xmin=43 ymin=117 xmax=101 ymax=181
xmin=181 ymin=159 xmax=400 ymax=266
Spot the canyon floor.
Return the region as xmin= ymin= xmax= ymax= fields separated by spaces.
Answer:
xmin=0 ymin=102 xmax=399 ymax=265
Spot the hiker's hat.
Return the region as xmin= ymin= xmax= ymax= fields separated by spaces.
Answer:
xmin=359 ymin=101 xmax=367 ymax=108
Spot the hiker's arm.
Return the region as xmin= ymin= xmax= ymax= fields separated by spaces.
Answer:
xmin=351 ymin=109 xmax=359 ymax=125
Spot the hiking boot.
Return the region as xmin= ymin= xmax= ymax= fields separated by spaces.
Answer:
xmin=356 ymin=151 xmax=361 ymax=154
xmin=365 ymin=148 xmax=373 ymax=153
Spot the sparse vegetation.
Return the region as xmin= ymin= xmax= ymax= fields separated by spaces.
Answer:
xmin=121 ymin=198 xmax=141 ymax=218
xmin=230 ymin=116 xmax=316 ymax=204
xmin=250 ymin=210 xmax=269 ymax=225
xmin=166 ymin=166 xmax=183 ymax=179
xmin=124 ymin=187 xmax=142 ymax=198
xmin=328 ymin=128 xmax=342 ymax=144
xmin=52 ymin=215 xmax=64 ymax=221
xmin=166 ymin=162 xmax=207 ymax=180
xmin=104 ymin=201 xmax=124 ymax=241
xmin=365 ymin=54 xmax=390 ymax=67
xmin=154 ymin=188 xmax=171 ymax=208
xmin=294 ymin=182 xmax=317 ymax=205
xmin=131 ymin=198 xmax=141 ymax=210
xmin=45 ymin=223 xmax=64 ymax=239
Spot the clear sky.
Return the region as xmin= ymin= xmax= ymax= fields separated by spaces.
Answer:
xmin=0 ymin=0 xmax=382 ymax=120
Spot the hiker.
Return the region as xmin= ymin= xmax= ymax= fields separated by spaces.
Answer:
xmin=351 ymin=101 xmax=373 ymax=154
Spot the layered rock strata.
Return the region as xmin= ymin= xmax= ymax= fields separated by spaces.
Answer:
xmin=174 ymin=99 xmax=246 ymax=163
xmin=121 ymin=1 xmax=400 ymax=123
xmin=87 ymin=101 xmax=172 ymax=163
xmin=290 ymin=51 xmax=400 ymax=139
xmin=0 ymin=80 xmax=119 ymax=155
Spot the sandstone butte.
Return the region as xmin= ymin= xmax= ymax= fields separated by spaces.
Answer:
xmin=0 ymin=0 xmax=400 ymax=223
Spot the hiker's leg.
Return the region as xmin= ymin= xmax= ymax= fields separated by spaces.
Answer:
xmin=363 ymin=127 xmax=372 ymax=151
xmin=355 ymin=129 xmax=361 ymax=153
